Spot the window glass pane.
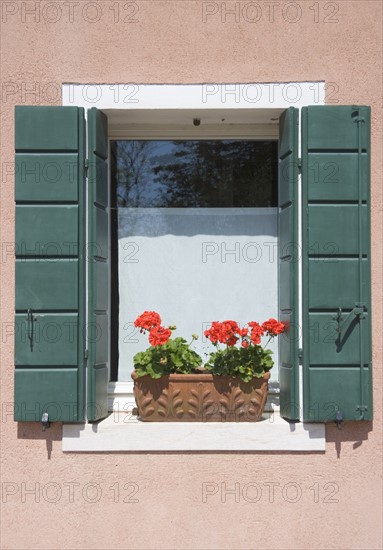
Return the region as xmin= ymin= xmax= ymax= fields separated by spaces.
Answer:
xmin=111 ymin=140 xmax=279 ymax=382
xmin=115 ymin=140 xmax=277 ymax=208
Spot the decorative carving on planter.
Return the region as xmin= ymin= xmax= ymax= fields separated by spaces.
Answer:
xmin=132 ymin=372 xmax=270 ymax=422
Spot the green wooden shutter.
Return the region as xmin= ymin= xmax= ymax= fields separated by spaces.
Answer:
xmin=14 ymin=106 xmax=86 ymax=422
xmin=278 ymin=107 xmax=300 ymax=420
xmin=87 ymin=108 xmax=109 ymax=421
xmin=302 ymin=105 xmax=372 ymax=422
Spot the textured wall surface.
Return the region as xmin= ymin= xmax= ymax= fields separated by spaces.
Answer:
xmin=0 ymin=1 xmax=382 ymax=549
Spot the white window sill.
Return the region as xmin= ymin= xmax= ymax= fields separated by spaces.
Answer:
xmin=62 ymin=382 xmax=325 ymax=452
xmin=62 ymin=411 xmax=325 ymax=452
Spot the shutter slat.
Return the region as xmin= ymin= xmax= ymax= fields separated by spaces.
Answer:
xmin=15 ymin=107 xmax=79 ymax=150
xmin=15 ymin=314 xmax=78 ymax=365
xmin=16 ymin=205 xmax=78 ymax=255
xmin=15 ymin=154 xmax=79 ymax=202
xmin=307 ymin=153 xmax=368 ymax=201
xmin=15 ymin=260 xmax=78 ymax=310
xmin=15 ymin=369 xmax=78 ymax=422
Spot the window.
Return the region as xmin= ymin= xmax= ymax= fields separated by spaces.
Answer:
xmin=110 ymin=139 xmax=279 ymax=383
xmin=14 ymin=85 xmax=372 ymax=452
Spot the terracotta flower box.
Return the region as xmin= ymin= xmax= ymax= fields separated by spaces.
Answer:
xmin=132 ymin=371 xmax=270 ymax=422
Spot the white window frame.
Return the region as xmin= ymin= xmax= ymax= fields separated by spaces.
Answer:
xmin=62 ymin=83 xmax=326 ymax=452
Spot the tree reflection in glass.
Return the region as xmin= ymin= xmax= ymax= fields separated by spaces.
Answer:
xmin=113 ymin=140 xmax=277 ymax=208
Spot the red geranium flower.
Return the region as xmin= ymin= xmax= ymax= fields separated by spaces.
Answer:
xmin=248 ymin=322 xmax=265 ymax=345
xmin=221 ymin=320 xmax=239 ymax=333
xmin=148 ymin=325 xmax=172 ymax=346
xmin=205 ymin=320 xmax=240 ymax=346
xmin=227 ymin=336 xmax=238 ymax=347
xmin=134 ymin=311 xmax=161 ymax=331
xmin=204 ymin=321 xmax=222 ymax=344
xmin=262 ymin=318 xmax=286 ymax=337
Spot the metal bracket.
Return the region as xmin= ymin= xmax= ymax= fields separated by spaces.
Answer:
xmin=356 ymin=405 xmax=368 ymax=420
xmin=41 ymin=412 xmax=50 ymax=432
xmin=333 ymin=304 xmax=365 ymax=338
xmin=335 ymin=409 xmax=343 ymax=430
xmin=297 ymin=158 xmax=302 ymax=172
xmin=27 ymin=308 xmax=37 ymax=351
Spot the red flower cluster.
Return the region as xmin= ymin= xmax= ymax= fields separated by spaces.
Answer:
xmin=248 ymin=321 xmax=264 ymax=345
xmin=204 ymin=320 xmax=240 ymax=347
xmin=134 ymin=311 xmax=172 ymax=346
xmin=148 ymin=325 xmax=172 ymax=346
xmin=262 ymin=318 xmax=285 ymax=337
xmin=204 ymin=318 xmax=286 ymax=348
xmin=134 ymin=311 xmax=286 ymax=349
xmin=134 ymin=311 xmax=161 ymax=330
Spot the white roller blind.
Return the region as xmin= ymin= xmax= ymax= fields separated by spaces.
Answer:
xmin=118 ymin=207 xmax=279 ymax=381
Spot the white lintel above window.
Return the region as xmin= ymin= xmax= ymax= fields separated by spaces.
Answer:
xmin=63 ymin=82 xmax=325 ymax=139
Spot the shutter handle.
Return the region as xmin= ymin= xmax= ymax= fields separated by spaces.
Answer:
xmin=27 ymin=308 xmax=37 ymax=351
xmin=333 ymin=305 xmax=365 ymax=338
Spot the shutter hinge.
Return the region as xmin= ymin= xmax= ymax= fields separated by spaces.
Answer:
xmin=351 ymin=108 xmax=365 ymax=123
xmin=298 ymin=348 xmax=303 ymax=365
xmin=85 ymin=158 xmax=89 ymax=176
xmin=297 ymin=158 xmax=302 ymax=172
xmin=84 ymin=349 xmax=89 ymax=360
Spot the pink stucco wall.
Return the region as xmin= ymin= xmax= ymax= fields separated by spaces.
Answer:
xmin=1 ymin=1 xmax=382 ymax=549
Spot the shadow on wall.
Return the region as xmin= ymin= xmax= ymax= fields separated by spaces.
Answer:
xmin=17 ymin=422 xmax=62 ymax=460
xmin=326 ymin=421 xmax=373 ymax=458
